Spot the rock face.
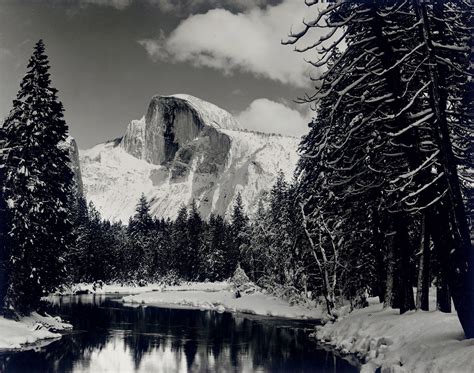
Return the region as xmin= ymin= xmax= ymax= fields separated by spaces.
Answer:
xmin=63 ymin=136 xmax=84 ymax=197
xmin=80 ymin=94 xmax=300 ymax=222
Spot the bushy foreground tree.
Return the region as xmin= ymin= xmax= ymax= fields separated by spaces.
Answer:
xmin=0 ymin=40 xmax=73 ymax=313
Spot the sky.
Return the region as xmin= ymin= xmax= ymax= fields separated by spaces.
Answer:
xmin=0 ymin=0 xmax=323 ymax=149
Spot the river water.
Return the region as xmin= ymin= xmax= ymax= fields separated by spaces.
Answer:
xmin=0 ymin=294 xmax=358 ymax=372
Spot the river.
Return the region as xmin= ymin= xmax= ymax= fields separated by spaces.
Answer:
xmin=0 ymin=294 xmax=359 ymax=372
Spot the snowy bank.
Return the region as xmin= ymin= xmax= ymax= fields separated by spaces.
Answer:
xmin=0 ymin=312 xmax=71 ymax=350
xmin=122 ymin=283 xmax=322 ymax=320
xmin=315 ymin=296 xmax=474 ymax=372
xmin=56 ymin=281 xmax=230 ymax=295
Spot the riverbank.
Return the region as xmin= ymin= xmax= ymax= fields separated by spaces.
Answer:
xmin=0 ymin=312 xmax=71 ymax=350
xmin=315 ymin=292 xmax=474 ymax=372
xmin=56 ymin=281 xmax=230 ymax=295
xmin=121 ymin=282 xmax=323 ymax=319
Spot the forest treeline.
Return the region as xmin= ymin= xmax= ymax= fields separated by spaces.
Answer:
xmin=68 ymin=172 xmax=317 ymax=300
xmin=0 ymin=0 xmax=473 ymax=340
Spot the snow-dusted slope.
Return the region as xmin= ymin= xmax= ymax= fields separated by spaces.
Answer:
xmin=80 ymin=94 xmax=299 ymax=221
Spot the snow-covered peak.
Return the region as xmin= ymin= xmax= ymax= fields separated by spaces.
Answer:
xmin=160 ymin=94 xmax=241 ymax=131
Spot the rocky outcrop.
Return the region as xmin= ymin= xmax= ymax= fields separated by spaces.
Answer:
xmin=121 ymin=117 xmax=145 ymax=159
xmin=62 ymin=136 xmax=84 ymax=198
xmin=80 ymin=94 xmax=299 ymax=221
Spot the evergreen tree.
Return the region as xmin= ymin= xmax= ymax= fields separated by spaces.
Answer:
xmin=1 ymin=40 xmax=73 ymax=312
xmin=69 ymin=197 xmax=90 ymax=283
xmin=145 ymin=219 xmax=171 ymax=281
xmin=172 ymin=205 xmax=189 ymax=278
xmin=127 ymin=194 xmax=154 ymax=280
xmin=186 ymin=200 xmax=203 ymax=280
xmin=0 ymin=125 xmax=10 ymax=311
xmin=228 ymin=192 xmax=248 ymax=277
xmin=128 ymin=193 xmax=154 ymax=237
xmin=201 ymin=214 xmax=227 ymax=281
xmin=242 ymin=198 xmax=270 ymax=282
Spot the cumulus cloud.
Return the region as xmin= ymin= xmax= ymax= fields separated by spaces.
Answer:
xmin=236 ymin=99 xmax=312 ymax=137
xmin=138 ymin=0 xmax=325 ymax=87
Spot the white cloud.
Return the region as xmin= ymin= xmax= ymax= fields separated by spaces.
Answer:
xmin=138 ymin=0 xmax=325 ymax=88
xmin=236 ymin=98 xmax=312 ymax=137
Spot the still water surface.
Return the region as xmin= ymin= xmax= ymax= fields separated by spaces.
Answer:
xmin=0 ymin=295 xmax=358 ymax=372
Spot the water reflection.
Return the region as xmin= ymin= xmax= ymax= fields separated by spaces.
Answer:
xmin=0 ymin=295 xmax=358 ymax=372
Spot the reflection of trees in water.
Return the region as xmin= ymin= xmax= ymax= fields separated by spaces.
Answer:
xmin=1 ymin=297 xmax=357 ymax=372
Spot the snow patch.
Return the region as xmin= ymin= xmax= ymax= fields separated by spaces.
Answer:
xmin=122 ymin=282 xmax=322 ymax=320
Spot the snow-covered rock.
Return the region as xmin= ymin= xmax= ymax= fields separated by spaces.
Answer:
xmin=0 ymin=312 xmax=71 ymax=350
xmin=80 ymin=94 xmax=299 ymax=221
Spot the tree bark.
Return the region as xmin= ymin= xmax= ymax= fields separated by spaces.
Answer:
xmin=372 ymin=202 xmax=387 ymax=303
xmin=396 ymin=214 xmax=416 ymax=314
xmin=437 ymin=278 xmax=451 ymax=313
xmin=384 ymin=219 xmax=397 ymax=308
xmin=416 ymin=214 xmax=430 ymax=311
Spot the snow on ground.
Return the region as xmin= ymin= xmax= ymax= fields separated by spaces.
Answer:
xmin=122 ymin=283 xmax=322 ymax=320
xmin=0 ymin=312 xmax=71 ymax=350
xmin=315 ymin=290 xmax=474 ymax=372
xmin=56 ymin=281 xmax=231 ymax=295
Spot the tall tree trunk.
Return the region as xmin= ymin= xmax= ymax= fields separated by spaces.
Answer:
xmin=396 ymin=214 xmax=416 ymax=314
xmin=384 ymin=219 xmax=397 ymax=308
xmin=372 ymin=203 xmax=387 ymax=303
xmin=437 ymin=278 xmax=451 ymax=313
xmin=414 ymin=0 xmax=474 ymax=338
xmin=300 ymin=203 xmax=335 ymax=316
xmin=416 ymin=214 xmax=431 ymax=311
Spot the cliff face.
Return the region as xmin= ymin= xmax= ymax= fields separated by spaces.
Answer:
xmin=60 ymin=136 xmax=83 ymax=198
xmin=80 ymin=94 xmax=299 ymax=222
xmin=121 ymin=118 xmax=145 ymax=160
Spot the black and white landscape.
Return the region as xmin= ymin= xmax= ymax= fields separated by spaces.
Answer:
xmin=0 ymin=0 xmax=473 ymax=372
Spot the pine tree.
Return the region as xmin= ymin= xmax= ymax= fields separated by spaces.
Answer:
xmin=228 ymin=193 xmax=248 ymax=277
xmin=185 ymin=200 xmax=203 ymax=280
xmin=128 ymin=193 xmax=154 ymax=238
xmin=69 ymin=197 xmax=90 ymax=283
xmin=127 ymin=194 xmax=154 ymax=280
xmin=172 ymin=204 xmax=189 ymax=278
xmin=202 ymin=214 xmax=227 ymax=281
xmin=242 ymin=197 xmax=270 ymax=282
xmin=1 ymin=40 xmax=73 ymax=312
